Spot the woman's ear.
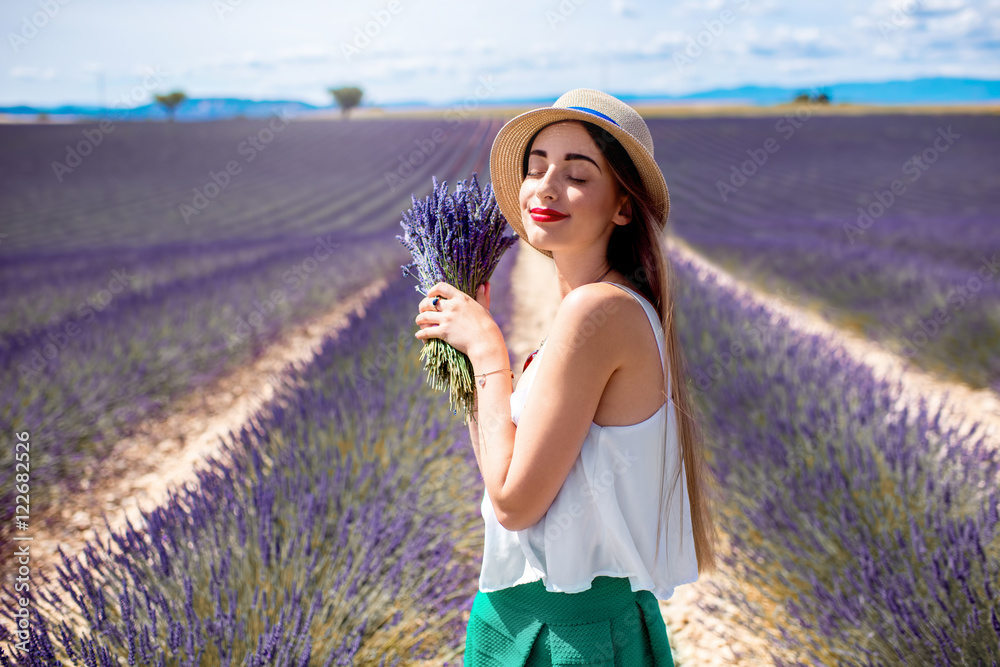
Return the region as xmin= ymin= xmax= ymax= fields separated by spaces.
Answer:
xmin=613 ymin=194 xmax=632 ymax=226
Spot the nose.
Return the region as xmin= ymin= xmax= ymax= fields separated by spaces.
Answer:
xmin=533 ymin=165 xmax=557 ymax=202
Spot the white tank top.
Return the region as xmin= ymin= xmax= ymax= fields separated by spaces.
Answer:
xmin=478 ymin=281 xmax=700 ymax=601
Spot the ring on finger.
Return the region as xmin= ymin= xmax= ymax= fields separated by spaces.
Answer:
xmin=432 ymin=295 xmax=441 ymax=311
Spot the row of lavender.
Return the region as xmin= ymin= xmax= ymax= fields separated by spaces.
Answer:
xmin=0 ymin=117 xmax=500 ymax=257
xmin=649 ymin=113 xmax=1000 ymax=392
xmin=0 ymin=117 xmax=498 ymax=336
xmin=668 ymin=247 xmax=1000 ymax=664
xmin=0 ymin=241 xmax=519 ymax=665
xmin=0 ymin=117 xmax=502 ymax=559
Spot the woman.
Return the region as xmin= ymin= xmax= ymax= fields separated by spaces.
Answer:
xmin=413 ymin=89 xmax=719 ymax=666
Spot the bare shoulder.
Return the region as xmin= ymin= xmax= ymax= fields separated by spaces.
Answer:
xmin=559 ymin=281 xmax=633 ymax=320
xmin=554 ymin=282 xmax=647 ymax=349
xmin=561 ymin=281 xmax=662 ymax=366
xmin=562 ymin=281 xmax=648 ymax=322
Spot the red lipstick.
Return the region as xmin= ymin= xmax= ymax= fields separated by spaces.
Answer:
xmin=530 ymin=207 xmax=568 ymax=222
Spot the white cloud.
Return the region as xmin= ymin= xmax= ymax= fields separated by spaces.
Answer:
xmin=923 ymin=6 xmax=981 ymax=34
xmin=913 ymin=0 xmax=967 ymax=15
xmin=745 ymin=23 xmax=846 ymax=58
xmin=643 ymin=30 xmax=688 ymax=55
xmin=1 ymin=0 xmax=994 ymax=108
xmin=872 ymin=41 xmax=903 ymax=58
xmin=611 ymin=0 xmax=638 ymax=17
xmin=10 ymin=66 xmax=56 ymax=81
xmin=272 ymin=45 xmax=336 ymax=64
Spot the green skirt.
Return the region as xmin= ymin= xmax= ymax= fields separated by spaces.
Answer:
xmin=464 ymin=576 xmax=675 ymax=666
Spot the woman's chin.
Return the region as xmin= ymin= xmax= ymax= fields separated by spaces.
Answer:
xmin=524 ymin=231 xmax=555 ymax=253
xmin=524 ymin=222 xmax=558 ymax=243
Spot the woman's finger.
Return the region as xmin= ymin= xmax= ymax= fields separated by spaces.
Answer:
xmin=426 ymin=281 xmax=459 ymax=300
xmin=415 ymin=321 xmax=444 ymax=339
xmin=418 ymin=294 xmax=445 ymax=313
xmin=415 ymin=310 xmax=440 ymax=326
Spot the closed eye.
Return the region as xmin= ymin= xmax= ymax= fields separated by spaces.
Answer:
xmin=525 ymin=171 xmax=586 ymax=184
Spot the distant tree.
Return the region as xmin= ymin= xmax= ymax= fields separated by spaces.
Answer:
xmin=328 ymin=86 xmax=363 ymax=119
xmin=155 ymin=91 xmax=187 ymax=121
xmin=793 ymin=89 xmax=832 ymax=105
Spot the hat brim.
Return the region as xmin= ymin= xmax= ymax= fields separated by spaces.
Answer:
xmin=489 ymin=107 xmax=669 ymax=259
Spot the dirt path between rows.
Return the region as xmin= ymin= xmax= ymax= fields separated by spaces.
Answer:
xmin=666 ymin=235 xmax=1000 ymax=446
xmin=10 ymin=275 xmax=391 ymax=634
xmin=506 ymin=235 xmax=1000 ymax=666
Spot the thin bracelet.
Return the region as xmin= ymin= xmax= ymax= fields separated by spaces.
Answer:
xmin=475 ymin=368 xmax=513 ymax=387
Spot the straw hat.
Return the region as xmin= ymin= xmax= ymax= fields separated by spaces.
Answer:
xmin=489 ymin=88 xmax=669 ymax=259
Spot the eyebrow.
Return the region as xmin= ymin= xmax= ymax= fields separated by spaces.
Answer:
xmin=528 ymin=149 xmax=602 ymax=174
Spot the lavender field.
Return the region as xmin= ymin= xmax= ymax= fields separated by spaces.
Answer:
xmin=0 ymin=249 xmax=518 ymax=665
xmin=2 ymin=112 xmax=998 ymax=665
xmin=670 ymin=251 xmax=999 ymax=664
xmin=648 ymin=113 xmax=1000 ymax=392
xmin=0 ymin=115 xmax=501 ymax=553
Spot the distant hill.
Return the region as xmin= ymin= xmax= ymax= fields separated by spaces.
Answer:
xmin=2 ymin=77 xmax=997 ymax=122
xmin=645 ymin=76 xmax=1000 ymax=106
xmin=474 ymin=77 xmax=1000 ymax=109
xmin=0 ymin=98 xmax=323 ymax=122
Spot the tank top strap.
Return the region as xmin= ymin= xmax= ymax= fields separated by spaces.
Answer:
xmin=601 ymin=281 xmax=668 ymax=378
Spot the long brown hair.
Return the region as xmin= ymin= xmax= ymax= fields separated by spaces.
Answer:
xmin=526 ymin=119 xmax=720 ymax=574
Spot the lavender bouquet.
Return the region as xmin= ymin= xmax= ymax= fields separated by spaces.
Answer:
xmin=396 ymin=172 xmax=519 ymax=422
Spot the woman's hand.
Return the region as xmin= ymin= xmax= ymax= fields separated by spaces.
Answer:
xmin=415 ymin=281 xmax=502 ymax=359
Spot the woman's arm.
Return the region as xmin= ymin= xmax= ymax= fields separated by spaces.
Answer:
xmin=481 ymin=285 xmax=624 ymax=531
xmin=467 ymin=340 xmax=518 ymax=524
xmin=467 ymin=386 xmax=484 ymax=478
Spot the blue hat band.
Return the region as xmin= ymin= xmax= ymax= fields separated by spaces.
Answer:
xmin=565 ymin=106 xmax=620 ymax=127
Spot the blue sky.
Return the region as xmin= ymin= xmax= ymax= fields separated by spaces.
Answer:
xmin=2 ymin=0 xmax=998 ymax=107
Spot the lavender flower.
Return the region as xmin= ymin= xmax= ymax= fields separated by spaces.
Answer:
xmin=396 ymin=172 xmax=519 ymax=421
